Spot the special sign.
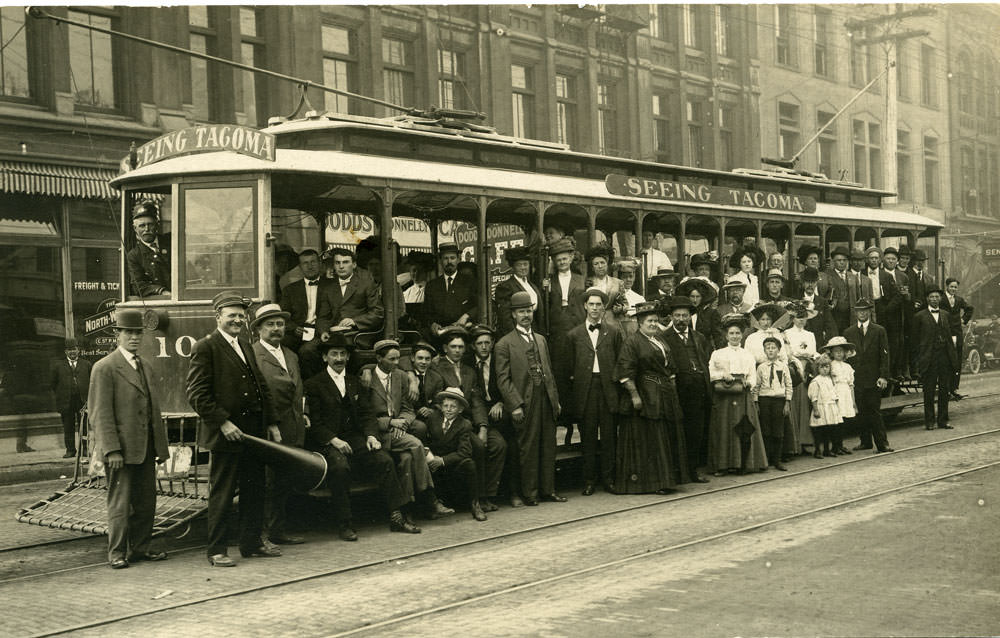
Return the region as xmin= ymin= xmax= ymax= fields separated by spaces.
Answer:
xmin=128 ymin=125 xmax=276 ymax=170
xmin=605 ymin=174 xmax=816 ymax=214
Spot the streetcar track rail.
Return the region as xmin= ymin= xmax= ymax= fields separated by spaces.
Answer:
xmin=17 ymin=424 xmax=1000 ymax=638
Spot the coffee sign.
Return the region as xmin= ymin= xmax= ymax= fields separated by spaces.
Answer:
xmin=605 ymin=173 xmax=816 ymax=214
xmin=125 ymin=125 xmax=276 ymax=171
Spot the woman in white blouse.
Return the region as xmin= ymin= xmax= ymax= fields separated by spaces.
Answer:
xmin=728 ymin=249 xmax=761 ymax=309
xmin=707 ymin=314 xmax=769 ymax=475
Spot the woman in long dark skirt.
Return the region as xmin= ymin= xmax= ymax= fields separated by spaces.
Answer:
xmin=614 ymin=301 xmax=690 ymax=494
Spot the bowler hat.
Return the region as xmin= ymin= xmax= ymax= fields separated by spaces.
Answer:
xmin=925 ymin=286 xmax=945 ymax=298
xmin=438 ymin=243 xmax=460 ymax=257
xmin=113 ymin=308 xmax=145 ymax=330
xmin=509 ymin=291 xmax=534 ymax=310
xmin=581 ymin=287 xmax=609 ymax=306
xmin=898 ymin=245 xmax=912 ymax=256
xmin=649 ymin=266 xmax=675 ymax=281
xmin=435 ymin=386 xmax=469 ymax=409
xmin=504 ymin=245 xmax=531 ymax=266
xmin=799 ymin=266 xmax=819 ymax=283
xmin=912 ymin=249 xmax=928 ymax=261
xmin=373 ymin=339 xmax=400 ymax=355
xmin=853 ymin=297 xmax=875 ymax=310
xmin=668 ymin=295 xmax=696 ymax=312
xmin=250 ymin=303 xmax=290 ymax=329
xmin=548 ymin=238 xmax=575 ymax=257
xmin=64 ymin=338 xmax=79 ymax=349
xmin=131 ymin=200 xmax=159 ymax=221
xmin=850 ymin=250 xmax=866 ymax=261
xmin=212 ymin=290 xmax=251 ymax=311
xmin=830 ymin=245 xmax=850 ymax=260
xmin=317 ymin=332 xmax=353 ymax=353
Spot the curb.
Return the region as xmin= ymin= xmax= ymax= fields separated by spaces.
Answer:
xmin=0 ymin=461 xmax=77 ymax=487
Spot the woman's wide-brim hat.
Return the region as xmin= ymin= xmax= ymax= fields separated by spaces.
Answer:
xmin=750 ymin=302 xmax=788 ymax=322
xmin=435 ymin=386 xmax=469 ymax=408
xmin=633 ymin=301 xmax=660 ymax=318
xmin=785 ymin=301 xmax=818 ymax=320
xmin=504 ymin=245 xmax=531 ymax=266
xmin=728 ymin=244 xmax=765 ymax=270
xmin=820 ymin=335 xmax=856 ymax=358
xmin=720 ymin=312 xmax=748 ymax=330
xmin=676 ymin=276 xmax=718 ymax=305
xmin=689 ymin=252 xmax=716 ymax=270
xmin=797 ymin=244 xmax=823 ymax=265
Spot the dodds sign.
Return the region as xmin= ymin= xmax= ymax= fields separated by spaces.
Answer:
xmin=605 ymin=173 xmax=816 ymax=214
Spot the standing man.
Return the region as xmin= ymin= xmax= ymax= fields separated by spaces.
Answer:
xmin=186 ymin=291 xmax=281 ymax=567
xmin=661 ymin=296 xmax=712 ymax=482
xmin=494 ymin=245 xmax=540 ymax=336
xmin=881 ymin=246 xmax=909 ymax=380
xmin=645 ymin=267 xmax=676 ymax=303
xmin=906 ymin=250 xmax=935 ymax=374
xmin=545 ymin=237 xmax=586 ymax=443
xmin=798 ymin=267 xmax=839 ymax=348
xmin=760 ymin=268 xmax=793 ymax=304
xmin=641 ymin=231 xmax=673 ymax=280
xmin=125 ymin=200 xmax=171 ymax=297
xmin=423 ymin=243 xmax=479 ymax=338
xmin=566 ymin=289 xmax=623 ymax=494
xmin=942 ymin=277 xmax=974 ymax=399
xmin=825 ymin=246 xmax=860 ymax=334
xmin=278 ymin=249 xmax=329 ymax=352
xmin=51 ymin=338 xmax=92 ymax=458
xmin=88 ymin=309 xmax=169 ymax=569
xmin=250 ymin=303 xmax=306 ymax=546
xmin=843 ymin=298 xmax=894 ymax=454
xmin=848 ymin=250 xmax=866 ymax=279
xmin=913 ymin=288 xmax=958 ymax=430
xmin=495 ymin=291 xmax=564 ymax=505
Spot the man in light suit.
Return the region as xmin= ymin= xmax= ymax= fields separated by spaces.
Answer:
xmin=495 ymin=291 xmax=565 ymax=505
xmin=494 ymin=245 xmax=540 ymax=336
xmin=51 ymin=338 xmax=92 ymax=458
xmin=912 ymin=288 xmax=959 ymax=430
xmin=843 ymin=298 xmax=894 ymax=454
xmin=88 ymin=309 xmax=169 ymax=569
xmin=186 ymin=291 xmax=281 ymax=567
xmin=824 ymin=246 xmax=860 ymax=334
xmin=566 ymin=289 xmax=623 ymax=494
xmin=251 ymin=304 xmax=307 ymax=546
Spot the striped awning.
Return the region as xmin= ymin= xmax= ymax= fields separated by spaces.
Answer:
xmin=0 ymin=161 xmax=119 ymax=200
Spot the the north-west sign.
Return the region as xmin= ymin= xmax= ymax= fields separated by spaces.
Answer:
xmin=605 ymin=173 xmax=816 ymax=214
xmin=123 ymin=125 xmax=276 ymax=171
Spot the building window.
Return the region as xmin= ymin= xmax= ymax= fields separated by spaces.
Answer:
xmin=648 ymin=4 xmax=670 ymax=40
xmin=850 ymin=39 xmax=876 ymax=87
xmin=718 ymin=104 xmax=735 ymax=170
xmin=382 ymin=37 xmax=414 ymax=116
xmin=68 ymin=10 xmax=117 ymax=109
xmin=715 ymin=6 xmax=732 ymax=57
xmin=683 ymin=5 xmax=704 ymax=51
xmin=188 ymin=8 xmax=216 ymax=122
xmin=814 ymin=9 xmax=830 ymax=77
xmin=920 ymin=44 xmax=936 ymax=107
xmin=597 ymin=81 xmax=616 ymax=154
xmin=323 ymin=25 xmax=357 ymax=115
xmin=437 ymin=49 xmax=465 ymax=110
xmin=511 ymin=64 xmax=534 ymax=138
xmin=817 ymin=110 xmax=837 ymax=178
xmin=961 ymin=146 xmax=977 ymax=214
xmin=686 ymin=98 xmax=704 ymax=167
xmin=555 ymin=74 xmax=576 ymax=147
xmin=239 ymin=8 xmax=263 ymax=126
xmin=923 ymin=135 xmax=939 ymax=206
xmin=778 ymin=102 xmax=800 ymax=159
xmin=896 ymin=42 xmax=909 ymax=100
xmin=775 ymin=5 xmax=793 ymax=67
xmin=0 ymin=7 xmax=29 ymax=98
xmin=957 ymin=51 xmax=973 ymax=114
xmin=852 ymin=119 xmax=881 ymax=189
xmin=652 ymin=93 xmax=671 ymax=162
xmin=897 ymin=129 xmax=911 ymax=201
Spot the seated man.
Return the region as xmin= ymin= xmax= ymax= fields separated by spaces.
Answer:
xmin=423 ymin=243 xmax=478 ymax=339
xmin=316 ymin=248 xmax=384 ymax=338
xmin=407 ymin=341 xmax=437 ymax=441
xmin=303 ymin=335 xmax=419 ymax=536
xmin=425 ymin=388 xmax=488 ymax=521
xmin=363 ymin=339 xmax=453 ymax=520
xmin=126 ymin=200 xmax=170 ymax=297
xmin=278 ymin=248 xmax=330 ymax=352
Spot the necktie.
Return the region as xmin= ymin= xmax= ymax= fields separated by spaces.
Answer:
xmin=769 ymin=362 xmax=775 ymax=385
xmin=679 ymin=330 xmax=688 ymax=344
xmin=417 ymin=373 xmax=425 ymax=402
xmin=134 ymin=356 xmax=151 ymax=395
xmin=478 ymin=360 xmax=490 ymax=402
xmin=383 ymin=375 xmax=393 ymax=417
xmin=446 ymin=275 xmax=453 ymax=292
xmin=589 ymin=323 xmax=601 ymax=332
xmin=70 ymin=360 xmax=76 ymax=370
xmin=307 ymin=279 xmax=319 ymax=286
xmin=443 ymin=419 xmax=451 ymax=434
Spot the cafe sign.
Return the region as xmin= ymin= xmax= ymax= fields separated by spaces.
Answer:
xmin=123 ymin=125 xmax=276 ymax=171
xmin=605 ymin=173 xmax=816 ymax=214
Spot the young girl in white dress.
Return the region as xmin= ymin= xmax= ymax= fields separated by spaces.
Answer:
xmin=822 ymin=336 xmax=857 ymax=456
xmin=807 ymin=354 xmax=843 ymax=458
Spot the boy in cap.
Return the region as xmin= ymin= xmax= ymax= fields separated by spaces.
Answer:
xmin=751 ymin=335 xmax=792 ymax=471
xmin=424 ymin=388 xmax=489 ymax=521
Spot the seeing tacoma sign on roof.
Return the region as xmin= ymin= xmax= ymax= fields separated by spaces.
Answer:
xmin=605 ymin=173 xmax=816 ymax=214
xmin=123 ymin=125 xmax=276 ymax=172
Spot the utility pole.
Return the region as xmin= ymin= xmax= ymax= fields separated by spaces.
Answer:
xmin=846 ymin=4 xmax=934 ymax=205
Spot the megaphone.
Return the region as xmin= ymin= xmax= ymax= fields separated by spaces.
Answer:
xmin=242 ymin=434 xmax=328 ymax=492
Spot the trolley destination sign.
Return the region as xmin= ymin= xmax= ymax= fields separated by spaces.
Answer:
xmin=125 ymin=124 xmax=276 ymax=171
xmin=605 ymin=173 xmax=816 ymax=214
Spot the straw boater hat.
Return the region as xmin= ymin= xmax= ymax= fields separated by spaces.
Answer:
xmin=250 ymin=303 xmax=290 ymax=329
xmin=649 ymin=266 xmax=675 ymax=281
xmin=373 ymin=338 xmax=400 ymax=356
xmin=820 ymin=335 xmax=856 ymax=358
xmin=722 ymin=276 xmax=748 ymax=292
xmin=435 ymin=386 xmax=469 ymax=409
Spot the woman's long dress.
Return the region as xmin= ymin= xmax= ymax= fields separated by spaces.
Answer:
xmin=784 ymin=326 xmax=818 ymax=449
xmin=707 ymin=345 xmax=768 ymax=473
xmin=614 ymin=332 xmax=690 ymax=493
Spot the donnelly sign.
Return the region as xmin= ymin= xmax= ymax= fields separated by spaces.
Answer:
xmin=605 ymin=173 xmax=816 ymax=214
xmin=124 ymin=125 xmax=276 ymax=171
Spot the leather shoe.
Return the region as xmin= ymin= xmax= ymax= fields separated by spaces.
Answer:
xmin=338 ymin=526 xmax=358 ymax=542
xmin=691 ymin=474 xmax=710 ymax=483
xmin=390 ymin=512 xmax=421 ymax=534
xmin=481 ymin=499 xmax=499 ymax=512
xmin=269 ymin=534 xmax=305 ymax=545
xmin=581 ymin=483 xmax=596 ymax=496
xmin=510 ymin=495 xmax=525 ymax=508
xmin=471 ymin=500 xmax=487 ymax=522
xmin=240 ymin=544 xmax=282 ymax=558
xmin=541 ymin=493 xmax=567 ymax=503
xmin=523 ymin=497 xmax=539 ymax=506
xmin=773 ymin=463 xmax=788 ymax=471
xmin=62 ymin=451 xmax=76 ymax=458
xmin=207 ymin=554 xmax=235 ymax=567
xmin=428 ymin=499 xmax=455 ymax=520
xmin=837 ymin=447 xmax=852 ymax=455
xmin=950 ymin=392 xmax=965 ymax=400
xmin=16 ymin=444 xmax=34 ymax=453
xmin=875 ymin=447 xmax=894 ymax=454
xmin=852 ymin=444 xmax=873 ymax=451
xmin=130 ymin=550 xmax=167 ymax=562
xmin=939 ymin=423 xmax=954 ymax=429
xmin=109 ymin=558 xmax=129 ymax=569
xmin=925 ymin=424 xmax=937 ymax=430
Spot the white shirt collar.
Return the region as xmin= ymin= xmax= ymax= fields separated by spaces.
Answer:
xmin=260 ymin=339 xmax=282 ymax=354
xmin=374 ymin=367 xmax=390 ymax=383
xmin=118 ymin=346 xmax=139 ymax=368
xmin=327 ymin=366 xmax=346 ymax=381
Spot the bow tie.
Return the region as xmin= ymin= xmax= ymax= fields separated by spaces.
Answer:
xmin=930 ymin=309 xmax=939 ymax=313
xmin=588 ymin=323 xmax=601 ymax=332
xmin=306 ymin=279 xmax=319 ymax=286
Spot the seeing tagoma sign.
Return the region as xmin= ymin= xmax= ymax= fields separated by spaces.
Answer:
xmin=124 ymin=125 xmax=276 ymax=171
xmin=605 ymin=173 xmax=816 ymax=214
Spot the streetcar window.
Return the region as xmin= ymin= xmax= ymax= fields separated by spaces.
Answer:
xmin=180 ymin=184 xmax=257 ymax=300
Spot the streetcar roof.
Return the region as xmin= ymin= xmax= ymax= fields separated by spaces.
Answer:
xmin=111 ymin=148 xmax=942 ymax=229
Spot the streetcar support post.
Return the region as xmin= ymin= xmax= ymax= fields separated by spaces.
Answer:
xmin=477 ymin=195 xmax=489 ymax=328
xmin=379 ymin=188 xmax=397 ymax=338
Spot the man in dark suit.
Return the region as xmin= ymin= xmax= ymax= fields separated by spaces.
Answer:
xmin=825 ymin=246 xmax=860 ymax=334
xmin=760 ymin=268 xmax=794 ymax=305
xmin=798 ymin=267 xmax=839 ymax=348
xmin=942 ymin=277 xmax=974 ymax=399
xmin=913 ymin=288 xmax=959 ymax=430
xmin=186 ymin=291 xmax=281 ymax=567
xmin=250 ymin=304 xmax=307 ymax=546
xmin=315 ymin=247 xmax=384 ymax=337
xmin=544 ymin=237 xmax=586 ymax=442
xmin=50 ymin=338 xmax=92 ymax=458
xmin=423 ymin=243 xmax=479 ymax=340
xmin=88 ymin=309 xmax=169 ymax=569
xmin=425 ymin=326 xmax=506 ymax=510
xmin=494 ymin=245 xmax=540 ymax=336
xmin=661 ymin=296 xmax=712 ymax=483
xmin=843 ymin=298 xmax=894 ymax=454
xmin=495 ymin=291 xmax=565 ymax=505
xmin=424 ymin=388 xmax=488 ymax=522
xmin=125 ymin=200 xmax=170 ymax=297
xmin=566 ymin=289 xmax=623 ymax=494
xmin=304 ymin=334 xmax=419 ymax=537
xmin=905 ymin=250 xmax=935 ymax=373
xmin=278 ymin=248 xmax=329 ymax=352
xmin=881 ymin=246 xmax=909 ymax=379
